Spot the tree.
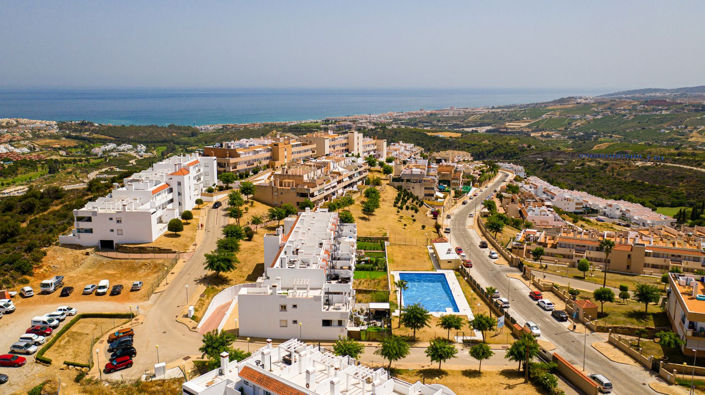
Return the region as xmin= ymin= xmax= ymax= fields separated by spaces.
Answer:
xmin=281 ymin=203 xmax=298 ymax=217
xmin=598 ymin=239 xmax=615 ymax=288
xmin=385 ymin=157 xmax=394 ymax=163
xmin=195 ymin=198 xmax=204 ymax=206
xmin=339 ymin=210 xmax=354 ymax=223
xmin=577 ymin=258 xmax=590 ymax=278
xmin=482 ymin=199 xmax=497 ymax=213
xmin=593 ymin=287 xmax=615 ymax=315
xmin=375 ymin=335 xmax=410 ymax=370
xmin=204 ymin=249 xmax=237 ymax=278
xmin=438 ymin=315 xmax=464 ymax=339
xmin=250 ymin=215 xmax=263 ymax=230
xmin=365 ymin=156 xmax=377 ymax=168
xmin=425 ymin=338 xmax=457 ymax=370
xmin=199 ymin=330 xmax=250 ymax=370
xmin=506 ymin=333 xmax=540 ymax=378
xmin=661 ymin=273 xmax=670 ymax=290
xmin=382 ymin=164 xmax=393 ymax=175
xmin=619 ymin=290 xmax=630 ymax=303
xmin=244 ymin=226 xmax=255 ymax=241
xmin=298 ymin=199 xmax=314 ymax=210
xmin=217 ymin=237 xmax=240 ymax=253
xmin=268 ymin=207 xmax=286 ymax=225
xmin=531 ymin=247 xmax=545 ymax=263
xmin=470 ymin=342 xmax=494 ymax=373
xmin=168 ymin=218 xmax=184 ymax=235
xmin=470 ymin=314 xmax=496 ymax=342
xmin=401 ymin=304 xmax=431 ymax=340
xmin=229 ymin=206 xmax=243 ymax=225
xmin=239 ymin=181 xmax=255 ymax=201
xmin=333 ymin=337 xmax=364 ymax=359
xmin=486 ymin=217 xmax=504 ymax=238
xmin=634 ymin=283 xmax=660 ymax=313
xmin=222 ymin=224 xmax=245 ymax=239
xmin=394 ymin=279 xmax=408 ymax=328
xmin=229 ymin=190 xmax=245 ymax=207
xmin=362 ymin=199 xmax=377 ymax=216
xmin=656 ymin=330 xmax=685 ymax=349
xmin=219 ymin=172 xmax=236 ymax=189
xmin=181 ymin=210 xmax=193 ymax=224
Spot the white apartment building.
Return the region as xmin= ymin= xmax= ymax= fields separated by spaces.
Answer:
xmin=59 ymin=154 xmax=217 ymax=249
xmin=303 ymin=131 xmax=387 ymax=159
xmin=238 ymin=209 xmax=357 ymax=341
xmin=182 ymin=339 xmax=455 ymax=395
xmin=666 ymin=273 xmax=705 ymax=357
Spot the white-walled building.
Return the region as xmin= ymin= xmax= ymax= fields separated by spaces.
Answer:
xmin=238 ymin=209 xmax=357 ymax=341
xmin=182 ymin=339 xmax=455 ymax=395
xmin=59 ymin=154 xmax=216 ymax=249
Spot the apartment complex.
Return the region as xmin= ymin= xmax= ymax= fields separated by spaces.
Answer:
xmin=238 ymin=210 xmax=357 ymax=341
xmin=387 ymin=141 xmax=422 ymax=161
xmin=302 ymin=131 xmax=387 ymax=159
xmin=253 ymin=156 xmax=369 ymax=207
xmin=389 ymin=160 xmax=463 ymax=200
xmin=182 ymin=339 xmax=455 ymax=395
xmin=59 ymin=154 xmax=217 ymax=249
xmin=203 ymin=137 xmax=315 ymax=174
xmin=666 ymin=273 xmax=705 ymax=356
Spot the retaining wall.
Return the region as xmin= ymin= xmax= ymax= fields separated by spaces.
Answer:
xmin=608 ymin=332 xmax=653 ymax=369
xmin=197 ymin=283 xmax=256 ymax=330
xmin=552 ymin=353 xmax=599 ymax=395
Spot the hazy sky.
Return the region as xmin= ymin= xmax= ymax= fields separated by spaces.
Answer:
xmin=1 ymin=1 xmax=703 ymax=90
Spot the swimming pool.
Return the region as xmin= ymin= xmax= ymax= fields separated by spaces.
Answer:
xmin=399 ymin=272 xmax=460 ymax=313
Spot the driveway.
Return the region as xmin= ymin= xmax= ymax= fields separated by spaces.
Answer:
xmin=449 ymin=171 xmax=659 ymax=395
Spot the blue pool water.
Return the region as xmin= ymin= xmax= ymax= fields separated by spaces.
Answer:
xmin=400 ymin=273 xmax=459 ymax=313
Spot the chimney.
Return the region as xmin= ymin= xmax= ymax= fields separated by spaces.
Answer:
xmin=693 ymin=281 xmax=698 ymax=297
xmin=306 ymin=368 xmax=314 ymax=390
xmin=329 ymin=377 xmax=340 ymax=395
xmin=267 ymin=338 xmax=272 ymax=349
xmin=263 ymin=349 xmax=272 ymax=371
xmin=219 ymin=351 xmax=229 ymax=375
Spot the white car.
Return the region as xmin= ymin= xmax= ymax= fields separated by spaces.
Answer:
xmin=10 ymin=341 xmax=37 ymax=355
xmin=524 ymin=321 xmax=541 ymax=337
xmin=19 ymin=333 xmax=46 ymax=346
xmin=489 ymin=251 xmax=499 ymax=259
xmin=57 ymin=306 xmax=77 ymax=316
xmin=0 ymin=299 xmax=15 ymax=313
xmin=96 ymin=280 xmax=110 ymax=295
xmin=47 ymin=311 xmax=67 ymax=322
xmin=538 ymin=299 xmax=555 ymax=311
xmin=20 ymin=286 xmax=34 ymax=298
xmin=498 ymin=297 xmax=510 ymax=309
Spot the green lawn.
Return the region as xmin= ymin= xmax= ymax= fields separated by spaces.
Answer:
xmin=358 ymin=241 xmax=384 ymax=251
xmin=354 ymin=271 xmax=387 ymax=280
xmin=656 ymin=206 xmax=687 ymax=218
xmin=562 ymin=287 xmax=668 ymax=327
xmin=0 ymin=168 xmax=48 ymax=186
xmin=364 ymin=251 xmax=386 ymax=259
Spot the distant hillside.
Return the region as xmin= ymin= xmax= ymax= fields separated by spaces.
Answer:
xmin=602 ymin=85 xmax=705 ymax=98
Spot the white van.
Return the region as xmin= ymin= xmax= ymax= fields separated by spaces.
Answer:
xmin=96 ymin=280 xmax=110 ymax=295
xmin=31 ymin=315 xmax=59 ymax=328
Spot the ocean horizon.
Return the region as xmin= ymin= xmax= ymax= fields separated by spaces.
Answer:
xmin=0 ymin=87 xmax=606 ymax=126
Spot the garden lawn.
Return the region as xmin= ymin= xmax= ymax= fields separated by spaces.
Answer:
xmin=534 ymin=264 xmax=662 ymax=291
xmin=354 ymin=271 xmax=387 ymax=280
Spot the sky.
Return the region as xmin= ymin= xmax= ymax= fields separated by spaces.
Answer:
xmin=1 ymin=1 xmax=704 ymax=90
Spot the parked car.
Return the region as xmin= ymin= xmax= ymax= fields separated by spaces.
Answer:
xmin=110 ymin=284 xmax=123 ymax=296
xmin=60 ymin=286 xmax=74 ymax=297
xmin=468 ymin=212 xmax=474 ymax=218
xmin=130 ymin=281 xmax=143 ymax=292
xmin=108 ymin=336 xmax=134 ymax=352
xmin=212 ymin=201 xmax=222 ymax=209
xmin=0 ymin=373 xmax=7 ymax=384
xmin=462 ymin=200 xmax=468 ymax=205
xmin=10 ymin=342 xmax=37 ymax=355
xmin=443 ymin=227 xmax=451 ymax=234
xmin=552 ymin=310 xmax=569 ymax=322
xmin=83 ymin=284 xmax=97 ymax=295
xmin=19 ymin=287 xmax=34 ymax=298
xmin=537 ymin=299 xmax=555 ymax=311
xmin=455 ymin=247 xmax=463 ymax=255
xmin=497 ymin=297 xmax=510 ymax=309
xmin=0 ymin=354 xmax=26 ymax=367
xmin=46 ymin=311 xmax=67 ymax=322
xmin=462 ymin=259 xmax=472 ymax=268
xmin=57 ymin=306 xmax=77 ymax=316
xmin=491 ymin=289 xmax=501 ymax=299
xmin=26 ymin=325 xmax=53 ymax=337
xmin=31 ymin=316 xmax=59 ymax=328
xmin=524 ymin=321 xmax=541 ymax=337
xmin=96 ymin=280 xmax=110 ymax=295
xmin=108 ymin=328 xmax=135 ymax=343
xmin=104 ymin=355 xmax=133 ymax=373
xmin=529 ymin=291 xmax=543 ymax=301
xmin=488 ymin=251 xmax=499 ymax=259
xmin=40 ymin=276 xmax=64 ymax=294
xmin=446 ymin=214 xmax=451 ymax=219
xmin=479 ymin=240 xmax=488 ymax=248
xmin=589 ymin=374 xmax=613 ymax=393
xmin=110 ymin=346 xmax=137 ymax=360
xmin=18 ymin=334 xmax=45 ymax=346
xmin=0 ymin=299 xmax=15 ymax=314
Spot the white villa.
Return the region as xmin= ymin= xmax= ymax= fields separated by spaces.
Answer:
xmin=59 ymin=154 xmax=217 ymax=249
xmin=238 ymin=209 xmax=357 ymax=341
xmin=182 ymin=339 xmax=455 ymax=395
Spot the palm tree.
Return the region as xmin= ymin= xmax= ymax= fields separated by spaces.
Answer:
xmin=394 ymin=279 xmax=408 ymax=328
xmin=599 ymin=239 xmax=615 ymax=288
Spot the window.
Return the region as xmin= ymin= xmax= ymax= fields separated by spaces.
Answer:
xmin=117 ymin=229 xmax=123 ymax=236
xmin=280 ymin=320 xmax=288 ymax=327
xmin=110 ymin=229 xmax=114 ymax=232
xmin=75 ymin=216 xmax=92 ymax=223
xmin=292 ymin=320 xmax=298 ymax=325
xmin=280 ymin=305 xmax=287 ymax=312
xmin=292 ymin=304 xmax=297 ymax=309
xmin=322 ymin=319 xmax=332 ymax=327
xmin=337 ymin=320 xmax=343 ymax=327
xmin=116 ymin=217 xmax=122 ymax=224
xmin=76 ymin=228 xmax=93 ymax=234
xmin=108 ymin=217 xmax=113 ymax=221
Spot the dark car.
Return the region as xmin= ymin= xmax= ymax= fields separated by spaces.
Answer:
xmin=479 ymin=240 xmax=488 ymax=248
xmin=104 ymin=355 xmax=133 ymax=373
xmin=0 ymin=354 xmax=26 ymax=367
xmin=110 ymin=284 xmax=123 ymax=296
xmin=110 ymin=346 xmax=137 ymax=360
xmin=108 ymin=336 xmax=133 ymax=352
xmin=0 ymin=373 xmax=8 ymax=384
xmin=26 ymin=325 xmax=53 ymax=337
xmin=60 ymin=286 xmax=74 ymax=297
xmin=552 ymin=310 xmax=569 ymax=322
xmin=212 ymin=201 xmax=222 ymax=209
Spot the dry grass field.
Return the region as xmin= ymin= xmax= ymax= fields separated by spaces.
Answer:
xmin=394 ymin=369 xmax=542 ymax=395
xmin=44 ymin=318 xmax=129 ymax=365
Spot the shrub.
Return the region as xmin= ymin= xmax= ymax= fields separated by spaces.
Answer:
xmin=244 ymin=226 xmax=255 ymax=241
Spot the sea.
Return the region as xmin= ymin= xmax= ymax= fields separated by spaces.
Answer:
xmin=0 ymin=88 xmax=603 ymax=126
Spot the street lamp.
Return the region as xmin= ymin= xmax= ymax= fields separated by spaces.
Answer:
xmin=185 ymin=284 xmax=189 ymax=306
xmin=247 ymin=337 xmax=251 ymax=353
xmin=583 ymin=315 xmax=591 ymax=371
xmin=155 ymin=344 xmax=160 ymax=364
xmin=96 ymin=349 xmax=101 ymax=380
xmin=298 ymin=322 xmax=303 ymax=339
xmin=691 ymin=349 xmax=697 ymax=395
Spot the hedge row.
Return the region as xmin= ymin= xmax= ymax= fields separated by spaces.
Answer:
xmin=35 ymin=312 xmax=134 ymax=365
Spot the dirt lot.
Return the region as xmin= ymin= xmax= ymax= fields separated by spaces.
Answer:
xmin=33 ymin=138 xmax=80 ymax=148
xmin=44 ymin=317 xmax=129 ymax=365
xmin=395 ymin=369 xmax=542 ymax=395
xmin=131 ymin=205 xmax=206 ymax=252
xmin=387 ymin=244 xmax=433 ymax=271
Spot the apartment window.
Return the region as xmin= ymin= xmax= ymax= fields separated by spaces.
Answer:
xmin=292 ymin=320 xmax=298 ymax=325
xmin=292 ymin=304 xmax=297 ymax=309
xmin=76 ymin=228 xmax=93 ymax=234
xmin=116 ymin=217 xmax=122 ymax=224
xmin=75 ymin=216 xmax=92 ymax=223
xmin=280 ymin=304 xmax=287 ymax=312
xmin=110 ymin=229 xmax=114 ymax=232
xmin=280 ymin=320 xmax=288 ymax=327
xmin=117 ymin=229 xmax=123 ymax=236
xmin=108 ymin=217 xmax=113 ymax=221
xmin=322 ymin=319 xmax=332 ymax=327
xmin=338 ymin=320 xmax=343 ymax=327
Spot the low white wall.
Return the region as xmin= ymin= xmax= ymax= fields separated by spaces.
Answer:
xmin=197 ymin=283 xmax=255 ymax=330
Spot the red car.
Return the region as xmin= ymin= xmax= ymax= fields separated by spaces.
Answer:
xmin=455 ymin=247 xmax=464 ymax=255
xmin=0 ymin=354 xmax=26 ymax=367
xmin=529 ymin=291 xmax=543 ymax=301
xmin=104 ymin=355 xmax=133 ymax=373
xmin=26 ymin=325 xmax=53 ymax=337
xmin=462 ymin=259 xmax=473 ymax=268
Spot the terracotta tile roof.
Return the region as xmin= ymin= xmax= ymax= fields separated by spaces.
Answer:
xmin=575 ymin=299 xmax=598 ymax=309
xmin=151 ymin=183 xmax=169 ymax=195
xmin=613 ymin=244 xmax=632 ymax=252
xmin=239 ymin=366 xmax=307 ymax=395
xmin=556 ymin=237 xmax=600 ymax=246
xmin=186 ymin=159 xmax=200 ymax=166
xmin=169 ymin=168 xmax=190 ymax=176
xmin=647 ymin=245 xmax=705 ymax=257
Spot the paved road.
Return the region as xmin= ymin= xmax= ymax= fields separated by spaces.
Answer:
xmin=449 ymin=171 xmax=658 ymax=395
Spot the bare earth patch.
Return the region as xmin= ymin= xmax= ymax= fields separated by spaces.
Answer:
xmin=44 ymin=318 xmax=129 ymax=365
xmin=395 ymin=369 xmax=542 ymax=395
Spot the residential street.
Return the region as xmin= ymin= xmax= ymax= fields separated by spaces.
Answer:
xmin=449 ymin=171 xmax=660 ymax=395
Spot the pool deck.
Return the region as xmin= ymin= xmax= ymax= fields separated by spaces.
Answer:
xmin=391 ymin=270 xmax=474 ymax=320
